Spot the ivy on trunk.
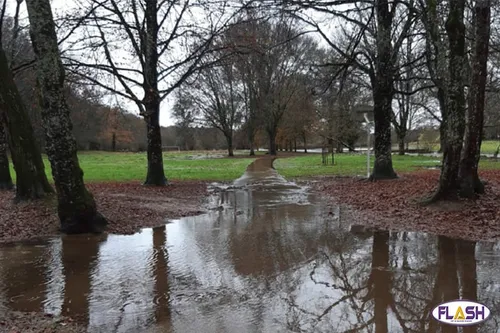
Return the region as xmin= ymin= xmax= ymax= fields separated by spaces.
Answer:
xmin=25 ymin=0 xmax=107 ymax=233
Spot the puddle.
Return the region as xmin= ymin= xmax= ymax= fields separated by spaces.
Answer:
xmin=1 ymin=158 xmax=500 ymax=332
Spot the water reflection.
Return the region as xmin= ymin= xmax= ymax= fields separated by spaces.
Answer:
xmin=0 ymin=159 xmax=499 ymax=332
xmin=152 ymin=226 xmax=171 ymax=328
xmin=62 ymin=234 xmax=104 ymax=322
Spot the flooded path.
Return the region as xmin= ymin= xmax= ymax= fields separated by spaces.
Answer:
xmin=1 ymin=158 xmax=500 ymax=332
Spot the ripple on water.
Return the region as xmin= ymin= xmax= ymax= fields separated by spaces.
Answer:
xmin=2 ymin=158 xmax=500 ymax=333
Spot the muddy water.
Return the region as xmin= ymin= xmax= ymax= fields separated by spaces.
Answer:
xmin=1 ymin=158 xmax=500 ymax=333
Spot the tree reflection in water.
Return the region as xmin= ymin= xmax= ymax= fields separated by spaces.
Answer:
xmin=283 ymin=230 xmax=496 ymax=333
xmin=152 ymin=225 xmax=171 ymax=328
xmin=62 ymin=234 xmax=106 ymax=323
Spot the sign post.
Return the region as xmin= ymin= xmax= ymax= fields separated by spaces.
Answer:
xmin=354 ymin=105 xmax=374 ymax=178
xmin=364 ymin=113 xmax=370 ymax=178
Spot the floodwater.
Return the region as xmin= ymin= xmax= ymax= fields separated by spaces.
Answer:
xmin=1 ymin=158 xmax=500 ymax=333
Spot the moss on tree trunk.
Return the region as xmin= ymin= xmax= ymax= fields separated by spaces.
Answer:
xmin=0 ymin=123 xmax=13 ymax=190
xmin=370 ymin=0 xmax=397 ymax=180
xmin=142 ymin=0 xmax=167 ymax=186
xmin=371 ymin=87 xmax=398 ymax=180
xmin=458 ymin=0 xmax=490 ymax=198
xmin=144 ymin=106 xmax=167 ymax=186
xmin=432 ymin=0 xmax=466 ymax=201
xmin=25 ymin=0 xmax=106 ymax=233
xmin=0 ymin=48 xmax=52 ymax=199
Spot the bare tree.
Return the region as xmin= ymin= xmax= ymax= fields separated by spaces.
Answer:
xmin=285 ymin=0 xmax=417 ymax=179
xmin=253 ymin=17 xmax=315 ymax=155
xmin=230 ymin=15 xmax=263 ymax=156
xmin=391 ymin=17 xmax=431 ymax=155
xmin=66 ymin=0 xmax=241 ymax=185
xmin=172 ymin=89 xmax=196 ymax=150
xmin=315 ymin=70 xmax=366 ymax=153
xmin=25 ymin=0 xmax=107 ymax=233
xmin=186 ymin=58 xmax=243 ymax=157
xmin=280 ymin=79 xmax=316 ymax=152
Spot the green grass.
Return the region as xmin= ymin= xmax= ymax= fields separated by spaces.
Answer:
xmin=8 ymin=150 xmax=500 ymax=183
xmin=275 ymin=154 xmax=441 ymax=178
xmin=276 ymin=154 xmax=500 ymax=179
xmin=396 ymin=140 xmax=500 ymax=154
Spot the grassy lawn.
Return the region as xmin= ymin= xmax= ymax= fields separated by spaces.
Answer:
xmin=276 ymin=154 xmax=500 ymax=179
xmin=8 ymin=150 xmax=500 ymax=183
xmin=395 ymin=140 xmax=500 ymax=154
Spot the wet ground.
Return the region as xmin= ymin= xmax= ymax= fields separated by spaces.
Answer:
xmin=1 ymin=158 xmax=499 ymax=332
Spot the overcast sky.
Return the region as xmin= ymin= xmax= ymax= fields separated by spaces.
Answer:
xmin=6 ymin=0 xmax=340 ymax=128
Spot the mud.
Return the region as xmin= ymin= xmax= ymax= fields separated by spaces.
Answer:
xmin=314 ymin=170 xmax=500 ymax=241
xmin=1 ymin=159 xmax=499 ymax=332
xmin=0 ymin=181 xmax=208 ymax=244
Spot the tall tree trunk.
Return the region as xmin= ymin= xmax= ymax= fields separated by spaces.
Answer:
xmin=294 ymin=139 xmax=297 ymax=152
xmin=226 ymin=132 xmax=234 ymax=157
xmin=398 ymin=137 xmax=405 ymax=155
xmin=248 ymin=127 xmax=255 ymax=156
xmin=303 ymin=133 xmax=307 ymax=153
xmin=438 ymin=91 xmax=447 ymax=154
xmin=432 ymin=0 xmax=466 ymax=201
xmin=25 ymin=0 xmax=107 ymax=233
xmin=144 ymin=103 xmax=166 ymax=185
xmin=268 ymin=129 xmax=277 ymax=155
xmin=0 ymin=48 xmax=52 ymax=199
xmin=372 ymin=86 xmax=397 ymax=179
xmin=336 ymin=141 xmax=343 ymax=153
xmin=143 ymin=0 xmax=166 ymax=186
xmin=439 ymin=123 xmax=446 ymax=153
xmin=0 ymin=123 xmax=13 ymax=190
xmin=371 ymin=0 xmax=397 ymax=180
xmin=458 ymin=0 xmax=490 ymax=198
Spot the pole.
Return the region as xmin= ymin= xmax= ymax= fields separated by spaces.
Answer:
xmin=364 ymin=113 xmax=370 ymax=178
xmin=367 ymin=128 xmax=370 ymax=178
